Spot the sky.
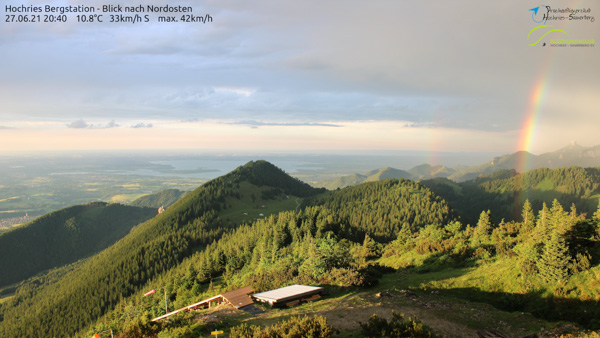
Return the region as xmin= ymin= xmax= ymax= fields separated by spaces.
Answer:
xmin=0 ymin=0 xmax=599 ymax=155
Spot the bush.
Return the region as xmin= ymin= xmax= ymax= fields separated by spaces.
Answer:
xmin=359 ymin=311 xmax=436 ymax=337
xmin=230 ymin=315 xmax=335 ymax=338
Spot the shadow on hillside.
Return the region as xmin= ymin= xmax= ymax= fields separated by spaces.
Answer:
xmin=426 ymin=286 xmax=600 ymax=330
xmin=425 ymin=177 xmax=597 ymax=225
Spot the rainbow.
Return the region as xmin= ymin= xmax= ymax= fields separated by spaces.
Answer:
xmin=516 ymin=68 xmax=549 ymax=174
xmin=517 ymin=0 xmax=581 ymax=173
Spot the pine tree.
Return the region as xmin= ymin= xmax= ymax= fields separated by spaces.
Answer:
xmin=521 ymin=200 xmax=535 ymax=232
xmin=472 ymin=210 xmax=493 ymax=245
xmin=537 ymin=230 xmax=571 ymax=283
xmin=593 ymin=199 xmax=600 ymax=221
xmin=397 ymin=223 xmax=413 ymax=244
xmin=549 ymin=199 xmax=569 ymax=234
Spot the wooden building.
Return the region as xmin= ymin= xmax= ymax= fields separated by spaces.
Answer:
xmin=251 ymin=284 xmax=323 ymax=307
xmin=151 ymin=286 xmax=254 ymax=322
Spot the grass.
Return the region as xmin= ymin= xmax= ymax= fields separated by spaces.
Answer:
xmin=0 ymin=295 xmax=14 ymax=304
xmin=219 ymin=181 xmax=300 ymax=225
xmin=178 ymin=267 xmax=565 ymax=337
xmin=536 ymin=178 xmax=555 ymax=191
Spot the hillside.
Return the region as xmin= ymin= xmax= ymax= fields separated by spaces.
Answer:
xmin=78 ymin=178 xmax=600 ymax=337
xmin=129 ymin=189 xmax=187 ymax=209
xmin=422 ymin=166 xmax=600 ymax=225
xmin=316 ymin=143 xmax=600 ymax=190
xmin=74 ymin=177 xmax=453 ymax=336
xmin=316 ymin=167 xmax=413 ymax=190
xmin=0 ymin=202 xmax=156 ymax=287
xmin=408 ymin=163 xmax=456 ymax=180
xmin=4 ymin=161 xmax=600 ymax=336
xmin=304 ymin=178 xmax=454 ymax=240
xmin=0 ymin=160 xmax=324 ymax=337
xmin=449 ymin=143 xmax=600 ymax=182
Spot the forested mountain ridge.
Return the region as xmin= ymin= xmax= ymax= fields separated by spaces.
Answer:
xmin=83 ymin=178 xmax=600 ymax=336
xmin=316 ymin=143 xmax=600 ymax=189
xmin=422 ymin=166 xmax=600 ymax=225
xmin=304 ymin=178 xmax=454 ymax=241
xmin=0 ymin=160 xmax=324 ymax=337
xmin=0 ymin=202 xmax=156 ymax=287
xmin=129 ymin=189 xmax=187 ymax=209
xmin=77 ymin=177 xmax=454 ymax=336
xmin=449 ymin=142 xmax=600 ymax=182
xmin=3 ymin=160 xmax=600 ymax=336
xmin=316 ymin=167 xmax=414 ymax=190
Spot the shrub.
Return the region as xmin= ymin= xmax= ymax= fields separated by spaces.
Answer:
xmin=230 ymin=315 xmax=335 ymax=338
xmin=359 ymin=311 xmax=436 ymax=337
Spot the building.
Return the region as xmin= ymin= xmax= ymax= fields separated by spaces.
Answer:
xmin=151 ymin=286 xmax=254 ymax=322
xmin=252 ymin=285 xmax=323 ymax=307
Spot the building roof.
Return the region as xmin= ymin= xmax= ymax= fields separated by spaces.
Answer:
xmin=252 ymin=285 xmax=322 ymax=303
xmin=222 ymin=286 xmax=255 ymax=308
xmin=151 ymin=286 xmax=255 ymax=322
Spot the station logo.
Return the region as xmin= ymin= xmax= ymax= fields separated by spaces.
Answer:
xmin=527 ymin=5 xmax=595 ymax=47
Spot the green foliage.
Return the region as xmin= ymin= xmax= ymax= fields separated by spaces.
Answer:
xmin=0 ymin=161 xmax=324 ymax=337
xmin=522 ymin=199 xmax=535 ymax=231
xmin=537 ymin=231 xmax=571 ymax=283
xmin=0 ymin=202 xmax=156 ymax=287
xmin=359 ymin=311 xmax=437 ymax=337
xmin=423 ymin=166 xmax=600 ymax=226
xmin=239 ymin=160 xmax=326 ymax=197
xmin=472 ymin=210 xmax=493 ymax=245
xmin=230 ymin=315 xmax=335 ymax=338
xmin=5 ymin=161 xmax=600 ymax=336
xmin=129 ymin=189 xmax=187 ymax=208
xmin=305 ymin=179 xmax=454 ymax=241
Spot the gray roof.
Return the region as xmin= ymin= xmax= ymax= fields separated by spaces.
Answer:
xmin=252 ymin=284 xmax=322 ymax=303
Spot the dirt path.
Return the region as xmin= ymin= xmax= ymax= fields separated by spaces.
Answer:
xmin=316 ymin=293 xmax=477 ymax=337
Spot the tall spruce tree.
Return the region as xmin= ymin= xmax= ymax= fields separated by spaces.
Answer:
xmin=593 ymin=199 xmax=600 ymax=221
xmin=521 ymin=200 xmax=535 ymax=232
xmin=472 ymin=210 xmax=493 ymax=245
xmin=537 ymin=230 xmax=571 ymax=283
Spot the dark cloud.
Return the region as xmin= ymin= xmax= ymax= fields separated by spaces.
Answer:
xmin=0 ymin=125 xmax=13 ymax=129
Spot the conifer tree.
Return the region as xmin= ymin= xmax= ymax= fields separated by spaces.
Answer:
xmin=472 ymin=210 xmax=493 ymax=245
xmin=397 ymin=223 xmax=413 ymax=244
xmin=550 ymin=199 xmax=569 ymax=234
xmin=521 ymin=200 xmax=535 ymax=231
xmin=537 ymin=230 xmax=571 ymax=283
xmin=593 ymin=199 xmax=600 ymax=221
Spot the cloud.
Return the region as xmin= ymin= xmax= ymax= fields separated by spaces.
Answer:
xmin=104 ymin=120 xmax=119 ymax=128
xmin=0 ymin=125 xmax=13 ymax=129
xmin=227 ymin=120 xmax=342 ymax=128
xmin=131 ymin=122 xmax=153 ymax=128
xmin=66 ymin=120 xmax=120 ymax=129
xmin=66 ymin=119 xmax=89 ymax=129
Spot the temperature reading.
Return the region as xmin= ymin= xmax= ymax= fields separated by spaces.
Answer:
xmin=77 ymin=14 xmax=103 ymax=23
xmin=3 ymin=4 xmax=212 ymax=26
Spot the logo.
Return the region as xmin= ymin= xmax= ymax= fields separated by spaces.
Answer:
xmin=529 ymin=6 xmax=550 ymax=24
xmin=527 ymin=5 xmax=595 ymax=47
xmin=527 ymin=25 xmax=567 ymax=46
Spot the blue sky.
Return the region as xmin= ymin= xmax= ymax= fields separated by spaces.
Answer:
xmin=1 ymin=0 xmax=598 ymax=154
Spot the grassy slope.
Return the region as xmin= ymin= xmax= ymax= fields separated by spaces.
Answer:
xmin=219 ymin=181 xmax=302 ymax=225
xmin=152 ymin=268 xmax=562 ymax=338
